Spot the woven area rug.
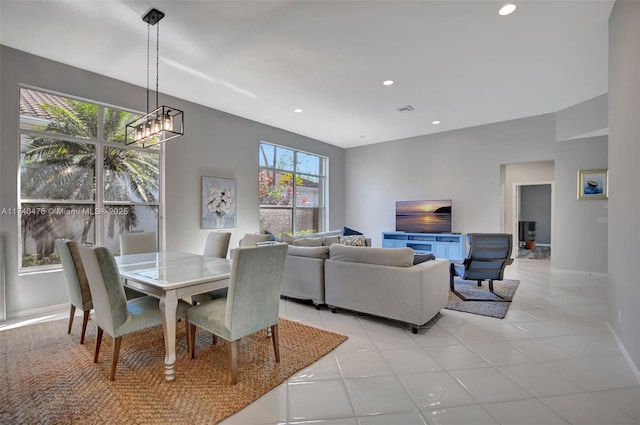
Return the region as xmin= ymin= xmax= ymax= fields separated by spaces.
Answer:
xmin=445 ymin=278 xmax=520 ymax=319
xmin=0 ymin=317 xmax=347 ymax=424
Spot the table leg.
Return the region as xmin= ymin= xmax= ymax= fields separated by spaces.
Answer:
xmin=159 ymin=291 xmax=178 ymax=382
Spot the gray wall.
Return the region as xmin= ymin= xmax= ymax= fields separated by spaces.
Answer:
xmin=0 ymin=46 xmax=345 ymax=317
xmin=521 ymin=185 xmax=552 ymax=244
xmin=344 ymin=114 xmax=608 ymax=273
xmin=608 ymin=0 xmax=640 ymax=373
xmin=554 ymin=136 xmax=608 ymax=273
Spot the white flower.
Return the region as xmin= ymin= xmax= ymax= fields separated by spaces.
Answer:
xmin=207 ymin=185 xmax=232 ymax=217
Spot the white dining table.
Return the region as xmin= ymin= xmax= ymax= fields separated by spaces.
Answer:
xmin=115 ymin=251 xmax=231 ymax=382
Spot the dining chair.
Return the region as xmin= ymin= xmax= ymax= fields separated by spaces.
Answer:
xmin=119 ymin=231 xmax=157 ymax=255
xmin=187 ymin=243 xmax=288 ymax=384
xmin=449 ymin=233 xmax=514 ymax=302
xmin=56 ymin=239 xmax=93 ymax=344
xmin=78 ymin=245 xmax=191 ymax=381
xmin=191 ymin=232 xmax=232 ymax=306
xmin=203 ymin=231 xmax=231 ymax=258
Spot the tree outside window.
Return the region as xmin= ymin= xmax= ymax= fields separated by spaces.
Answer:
xmin=18 ymin=88 xmax=160 ymax=270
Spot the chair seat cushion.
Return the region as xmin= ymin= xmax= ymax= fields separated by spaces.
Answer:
xmin=187 ymin=298 xmax=233 ymax=341
xmin=191 ymin=288 xmax=228 ymax=304
xmin=114 ymin=297 xmax=190 ymax=337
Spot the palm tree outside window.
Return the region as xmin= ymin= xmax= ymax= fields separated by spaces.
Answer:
xmin=18 ymin=88 xmax=161 ymax=271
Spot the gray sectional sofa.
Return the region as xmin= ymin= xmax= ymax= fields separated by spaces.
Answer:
xmin=324 ymin=244 xmax=449 ymax=333
xmin=278 ymin=231 xmax=449 ymax=332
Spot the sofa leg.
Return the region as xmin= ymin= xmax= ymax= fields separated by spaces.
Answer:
xmin=331 ymin=307 xmax=337 ymax=314
xmin=412 ymin=326 xmax=418 ymax=334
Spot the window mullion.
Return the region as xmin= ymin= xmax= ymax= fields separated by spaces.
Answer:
xmin=94 ymin=106 xmax=105 ymax=246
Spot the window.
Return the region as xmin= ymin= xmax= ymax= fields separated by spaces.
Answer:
xmin=259 ymin=142 xmax=326 ymax=237
xmin=18 ymin=88 xmax=161 ymax=271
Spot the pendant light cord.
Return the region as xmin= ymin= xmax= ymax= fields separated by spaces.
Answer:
xmin=146 ymin=22 xmax=150 ymax=114
xmin=156 ymin=21 xmax=160 ymax=110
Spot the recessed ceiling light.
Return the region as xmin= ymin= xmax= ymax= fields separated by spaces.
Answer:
xmin=294 ymin=108 xmax=303 ymax=113
xmin=432 ymin=120 xmax=441 ymax=125
xmin=499 ymin=3 xmax=516 ymax=15
xmin=383 ymin=80 xmax=394 ymax=86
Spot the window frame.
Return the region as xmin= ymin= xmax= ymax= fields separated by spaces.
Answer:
xmin=258 ymin=141 xmax=327 ymax=236
xmin=17 ymin=85 xmax=163 ymax=273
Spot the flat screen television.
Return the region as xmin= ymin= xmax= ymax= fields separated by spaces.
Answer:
xmin=396 ymin=199 xmax=452 ymax=233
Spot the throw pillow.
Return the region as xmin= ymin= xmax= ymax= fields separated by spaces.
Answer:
xmin=413 ymin=253 xmax=436 ymax=265
xmin=343 ymin=226 xmax=363 ymax=236
xmin=264 ymin=230 xmax=279 ymax=242
xmin=292 ymin=237 xmax=323 ymax=247
xmin=323 ymin=235 xmax=340 ymax=246
xmin=339 ymin=235 xmax=366 ymax=247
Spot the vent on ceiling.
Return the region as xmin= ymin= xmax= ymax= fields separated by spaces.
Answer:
xmin=397 ymin=105 xmax=414 ymax=112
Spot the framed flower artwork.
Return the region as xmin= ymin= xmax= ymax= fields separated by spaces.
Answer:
xmin=202 ymin=176 xmax=236 ymax=228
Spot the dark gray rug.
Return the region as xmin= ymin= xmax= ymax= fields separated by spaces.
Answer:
xmin=445 ymin=278 xmax=520 ymax=319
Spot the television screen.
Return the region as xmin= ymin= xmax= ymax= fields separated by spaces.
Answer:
xmin=396 ymin=199 xmax=452 ymax=233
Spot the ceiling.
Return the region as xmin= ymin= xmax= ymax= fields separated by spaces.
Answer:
xmin=0 ymin=0 xmax=613 ymax=149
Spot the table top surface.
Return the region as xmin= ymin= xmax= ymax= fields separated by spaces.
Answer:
xmin=115 ymin=251 xmax=231 ymax=290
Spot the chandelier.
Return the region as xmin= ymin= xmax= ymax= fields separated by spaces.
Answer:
xmin=125 ymin=8 xmax=184 ymax=148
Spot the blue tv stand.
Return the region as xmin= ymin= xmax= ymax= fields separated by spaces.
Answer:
xmin=382 ymin=232 xmax=466 ymax=261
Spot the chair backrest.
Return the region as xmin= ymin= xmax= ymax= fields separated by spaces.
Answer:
xmin=119 ymin=231 xmax=157 ymax=255
xmin=462 ymin=233 xmax=513 ymax=281
xmin=203 ymin=232 xmax=231 ymax=258
xmin=55 ymin=239 xmax=93 ymax=311
xmin=238 ymin=233 xmax=274 ymax=247
xmin=78 ymin=245 xmax=129 ymax=335
xmin=225 ymin=243 xmax=288 ymax=339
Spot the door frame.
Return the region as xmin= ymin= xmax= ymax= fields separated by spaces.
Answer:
xmin=511 ymin=181 xmax=554 ymax=260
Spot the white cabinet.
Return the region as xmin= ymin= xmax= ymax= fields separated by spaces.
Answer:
xmin=381 ymin=232 xmax=466 ymax=261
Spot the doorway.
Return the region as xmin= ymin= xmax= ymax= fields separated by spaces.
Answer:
xmin=516 ymin=184 xmax=552 ymax=259
xmin=501 ymin=161 xmax=554 ymax=261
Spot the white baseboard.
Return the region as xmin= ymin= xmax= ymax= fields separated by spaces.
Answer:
xmin=606 ymin=321 xmax=640 ymax=385
xmin=4 ymin=303 xmax=68 ymax=322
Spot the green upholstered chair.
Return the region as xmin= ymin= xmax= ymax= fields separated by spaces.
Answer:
xmin=191 ymin=232 xmax=232 ymax=306
xmin=187 ymin=243 xmax=288 ymax=384
xmin=119 ymin=231 xmax=157 ymax=255
xmin=56 ymin=239 xmax=94 ymax=344
xmin=78 ymin=245 xmax=191 ymax=381
xmin=450 ymin=233 xmax=514 ymax=302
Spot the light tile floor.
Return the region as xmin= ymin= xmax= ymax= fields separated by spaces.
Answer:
xmin=223 ymin=259 xmax=640 ymax=425
xmin=2 ymin=258 xmax=638 ymax=424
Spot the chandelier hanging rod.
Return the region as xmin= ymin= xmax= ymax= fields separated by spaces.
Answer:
xmin=125 ymin=8 xmax=184 ymax=148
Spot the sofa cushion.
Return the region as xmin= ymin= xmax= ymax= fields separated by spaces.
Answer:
xmin=319 ymin=229 xmax=343 ymax=237
xmin=330 ymin=244 xmax=414 ymax=267
xmin=339 ymin=235 xmax=367 ymax=247
xmin=343 ymin=226 xmax=363 ymax=236
xmin=292 ymin=237 xmax=323 ymax=247
xmin=287 ymin=245 xmax=330 ymax=259
xmin=323 ymin=235 xmax=341 ymax=246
